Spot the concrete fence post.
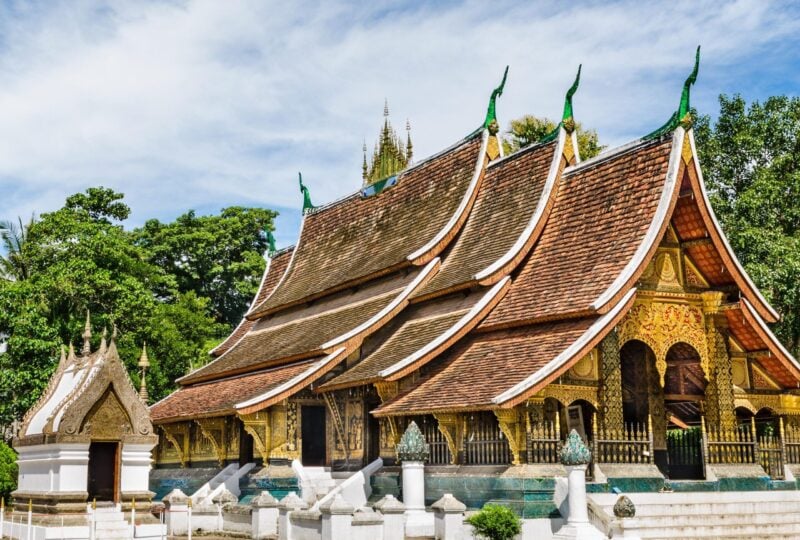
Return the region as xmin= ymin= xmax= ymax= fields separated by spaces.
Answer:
xmin=251 ymin=491 xmax=279 ymax=540
xmin=278 ymin=492 xmax=308 ymax=540
xmin=26 ymin=499 xmax=32 ymax=540
xmin=161 ymin=488 xmax=189 ymax=536
xmin=212 ymin=488 xmax=238 ymax=532
xmin=319 ymin=494 xmax=354 ymax=540
xmin=609 ymin=495 xmax=642 ymax=540
xmin=375 ymin=494 xmax=406 ymax=540
xmin=431 ymin=493 xmax=466 ymax=540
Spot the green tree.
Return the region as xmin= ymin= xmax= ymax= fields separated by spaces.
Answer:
xmin=0 ymin=215 xmax=35 ymax=281
xmin=0 ymin=187 xmax=227 ymax=424
xmin=0 ymin=441 xmax=16 ymax=501
xmin=466 ymin=504 xmax=522 ymax=540
xmin=133 ymin=206 xmax=277 ymax=326
xmin=502 ymin=115 xmax=604 ymax=159
xmin=694 ymin=95 xmax=800 ymax=356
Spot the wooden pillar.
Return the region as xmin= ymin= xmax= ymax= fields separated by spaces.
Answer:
xmin=702 ymin=291 xmax=736 ymax=431
xmin=600 ymin=330 xmax=624 ymax=432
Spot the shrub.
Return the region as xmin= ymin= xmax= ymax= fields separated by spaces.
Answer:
xmin=466 ymin=503 xmax=522 ymax=540
xmin=0 ymin=441 xmax=17 ymax=501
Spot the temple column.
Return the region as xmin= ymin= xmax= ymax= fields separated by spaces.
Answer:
xmin=702 ymin=292 xmax=736 ymax=431
xmin=600 ymin=330 xmax=624 ymax=432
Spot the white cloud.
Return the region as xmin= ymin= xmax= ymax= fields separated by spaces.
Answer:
xmin=0 ymin=0 xmax=798 ymax=244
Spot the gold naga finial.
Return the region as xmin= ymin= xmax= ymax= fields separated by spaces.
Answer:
xmin=406 ymin=119 xmax=413 ymax=162
xmin=81 ymin=310 xmax=92 ymax=356
xmin=138 ymin=343 xmax=150 ymax=402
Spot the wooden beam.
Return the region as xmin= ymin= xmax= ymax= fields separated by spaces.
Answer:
xmin=681 ymin=238 xmax=713 ymax=249
xmin=664 ymin=394 xmax=704 ymax=402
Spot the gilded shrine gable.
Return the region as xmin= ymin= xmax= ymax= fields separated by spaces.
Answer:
xmin=617 ymin=300 xmax=709 ymax=383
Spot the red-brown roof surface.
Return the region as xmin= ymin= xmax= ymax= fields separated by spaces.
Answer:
xmin=373 ymin=317 xmax=596 ymax=415
xmin=151 ymin=360 xmax=315 ymax=423
xmin=249 ymin=134 xmax=484 ymax=317
xmin=211 ymin=248 xmax=293 ymax=357
xmin=482 ymin=138 xmax=675 ymax=328
xmin=414 ymin=141 xmax=557 ymax=298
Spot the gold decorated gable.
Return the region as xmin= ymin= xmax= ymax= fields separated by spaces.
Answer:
xmin=80 ymin=388 xmax=133 ymax=439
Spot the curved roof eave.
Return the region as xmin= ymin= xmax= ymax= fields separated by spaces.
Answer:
xmin=492 ymin=288 xmax=638 ymax=408
xmin=476 ymin=129 xmax=566 ymax=284
xmin=686 ymin=130 xmax=780 ymax=323
xmin=741 ymin=297 xmax=800 ymax=379
xmin=406 ymin=129 xmax=490 ymax=264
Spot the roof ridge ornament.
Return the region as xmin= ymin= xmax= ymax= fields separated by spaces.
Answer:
xmin=483 ymin=65 xmax=509 ymax=134
xmin=266 ymin=229 xmax=277 ymax=256
xmin=298 ymin=172 xmax=314 ymax=214
xmin=562 ymin=64 xmax=582 ymax=132
xmin=646 ymin=45 xmax=701 ymax=139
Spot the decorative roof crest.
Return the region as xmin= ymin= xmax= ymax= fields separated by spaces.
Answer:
xmin=484 ymin=66 xmax=509 ymax=134
xmin=266 ymin=229 xmax=277 ymax=256
xmin=646 ymin=45 xmax=701 ymax=139
xmin=562 ymin=64 xmax=582 ymax=132
xmin=299 ymin=172 xmax=314 ymax=214
xmin=396 ymin=420 xmax=429 ymax=462
xmin=560 ymin=429 xmax=592 ymax=465
xmin=81 ymin=310 xmax=92 ymax=356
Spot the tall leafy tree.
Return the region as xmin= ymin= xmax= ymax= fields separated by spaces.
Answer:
xmin=502 ymin=115 xmax=605 ymax=159
xmin=133 ymin=206 xmax=277 ymax=326
xmin=0 ymin=216 xmax=34 ymax=281
xmin=694 ymin=95 xmax=800 ymax=357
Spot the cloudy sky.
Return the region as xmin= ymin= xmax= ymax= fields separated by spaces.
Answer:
xmin=1 ymin=0 xmax=799 ymax=247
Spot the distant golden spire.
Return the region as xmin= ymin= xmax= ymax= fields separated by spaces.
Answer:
xmin=138 ymin=343 xmax=150 ymax=402
xmin=363 ymin=101 xmax=413 ymax=186
xmin=81 ymin=310 xmax=92 ymax=356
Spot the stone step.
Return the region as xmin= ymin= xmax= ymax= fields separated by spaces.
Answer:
xmin=627 ymin=511 xmax=800 ymax=529
xmin=601 ymin=501 xmax=800 ymax=517
xmin=95 ymin=521 xmax=130 ymax=530
xmin=93 ymin=513 xmax=125 ymax=522
xmin=637 ymin=522 xmax=800 ymax=539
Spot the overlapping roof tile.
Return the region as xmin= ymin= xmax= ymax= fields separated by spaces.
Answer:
xmin=482 ymin=137 xmax=675 ymax=328
xmin=249 ymin=134 xmax=484 ymax=316
xmin=151 ymin=361 xmax=314 ymax=423
xmin=373 ymin=317 xmax=596 ymax=415
xmin=414 ymin=141 xmax=557 ymax=299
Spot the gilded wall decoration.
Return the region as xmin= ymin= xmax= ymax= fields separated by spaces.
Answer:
xmin=195 ymin=418 xmax=227 ymax=466
xmin=494 ymin=408 xmax=526 ymax=465
xmin=599 ymin=332 xmax=624 ymax=431
xmin=434 ymin=413 xmax=463 ymax=465
xmin=539 ymin=384 xmax=599 ymax=409
xmin=569 ymin=349 xmax=598 ymax=381
xmin=161 ymin=423 xmax=190 ymax=467
xmin=617 ymin=300 xmax=708 ymax=386
xmin=731 ymin=357 xmax=749 ymax=389
xmin=239 ymin=411 xmax=271 ymax=461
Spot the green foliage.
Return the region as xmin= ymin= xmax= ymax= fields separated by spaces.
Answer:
xmin=0 ymin=187 xmax=275 ymax=427
xmin=0 ymin=215 xmax=34 ymax=281
xmin=133 ymin=206 xmax=276 ymax=326
xmin=466 ymin=504 xmax=521 ymax=540
xmin=0 ymin=441 xmax=16 ymax=501
xmin=502 ymin=114 xmax=605 ymax=159
xmin=694 ymin=95 xmax=800 ymax=357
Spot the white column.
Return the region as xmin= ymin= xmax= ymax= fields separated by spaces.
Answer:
xmin=401 ymin=461 xmax=425 ymax=514
xmin=554 ymin=430 xmax=604 ymax=540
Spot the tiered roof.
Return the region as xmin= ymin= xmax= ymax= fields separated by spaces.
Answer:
xmin=152 ymin=56 xmax=800 ymax=425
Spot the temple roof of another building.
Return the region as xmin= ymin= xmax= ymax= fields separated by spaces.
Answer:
xmin=481 ymin=135 xmax=678 ymax=329
xmin=413 ymin=139 xmax=558 ymax=300
xmin=248 ymin=132 xmax=485 ymax=318
xmin=151 ymin=360 xmax=315 ymax=423
xmin=210 ymin=247 xmax=293 ymax=357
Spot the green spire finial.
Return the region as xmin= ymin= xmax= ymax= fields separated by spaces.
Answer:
xmin=298 ymin=172 xmax=314 ymax=213
xmin=266 ymin=229 xmax=277 ymax=255
xmin=678 ymin=45 xmax=700 ymax=122
xmin=483 ymin=66 xmax=509 ymax=130
xmin=562 ymin=64 xmax=582 ymax=122
xmin=646 ymin=46 xmax=701 ymax=139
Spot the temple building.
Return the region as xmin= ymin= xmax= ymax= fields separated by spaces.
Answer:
xmin=150 ymin=50 xmax=800 ymax=499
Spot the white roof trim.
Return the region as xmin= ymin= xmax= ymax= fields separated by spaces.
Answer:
xmin=590 ymin=128 xmax=684 ymax=311
xmin=492 ymin=288 xmax=636 ymax=405
xmin=406 ymin=130 xmax=489 ymax=261
xmin=379 ymin=276 xmax=510 ymax=378
xmin=475 ymin=129 xmax=565 ymax=280
xmin=234 ymin=347 xmax=346 ymax=410
xmin=320 ymin=257 xmax=440 ymax=350
xmin=687 ymin=130 xmax=780 ymax=321
xmin=742 ymin=298 xmax=800 ymax=371
xmin=570 ymin=129 xmax=582 ymax=164
xmin=244 ymin=219 xmax=305 ymax=318
xmin=210 ymin=255 xmax=275 ymax=356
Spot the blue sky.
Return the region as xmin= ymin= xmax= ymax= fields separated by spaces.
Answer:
xmin=1 ymin=0 xmax=799 ymax=249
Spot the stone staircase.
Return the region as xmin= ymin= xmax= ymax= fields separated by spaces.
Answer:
xmin=303 ymin=466 xmax=342 ymax=500
xmin=92 ymin=505 xmax=130 ymax=540
xmin=589 ymin=490 xmax=800 ymax=539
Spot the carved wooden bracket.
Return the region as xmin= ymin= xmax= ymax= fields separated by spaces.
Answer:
xmin=374 ymin=382 xmax=399 ymax=403
xmin=433 ymin=413 xmax=463 ymax=465
xmin=494 ymin=408 xmax=526 ymax=465
xmin=238 ymin=411 xmax=271 ymax=461
xmin=195 ymin=418 xmax=226 ymax=466
xmin=161 ymin=423 xmax=190 ymax=468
